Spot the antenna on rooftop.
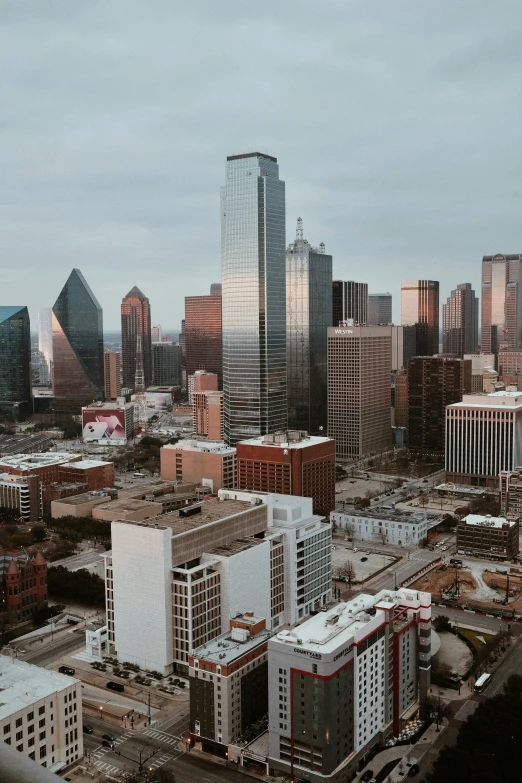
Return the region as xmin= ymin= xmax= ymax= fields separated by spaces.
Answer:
xmin=296 ymin=217 xmax=303 ymax=241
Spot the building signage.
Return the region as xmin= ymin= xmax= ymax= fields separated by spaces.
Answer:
xmin=334 ymin=329 xmax=353 ymax=335
xmin=293 ymin=647 xmax=322 ymax=660
xmin=333 ymin=644 xmax=354 ymax=662
xmin=243 ymin=749 xmax=267 ymax=763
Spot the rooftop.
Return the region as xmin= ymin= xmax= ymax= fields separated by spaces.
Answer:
xmin=450 ymin=392 xmax=522 ymax=409
xmin=462 ymin=514 xmax=516 ymax=529
xmin=273 ymin=589 xmax=428 ymax=656
xmin=60 ymin=459 xmax=113 ymax=469
xmin=96 ymin=497 xmax=159 ymax=513
xmin=0 ymin=453 xmax=81 ymax=470
xmin=208 ymin=537 xmax=265 ymax=557
xmin=118 ymin=497 xmax=262 ymax=536
xmin=335 ymin=507 xmax=441 ymax=525
xmin=0 ymin=657 xmax=77 ymax=720
xmin=193 ymin=626 xmax=270 ymax=666
xmin=82 ymin=401 xmax=133 ymax=410
xmin=165 ymin=440 xmax=236 ymax=455
xmin=0 ymin=434 xmax=53 ymax=457
xmin=53 ymin=490 xmax=110 ymax=506
xmin=238 ymin=431 xmax=333 ymax=450
xmin=435 ymin=483 xmax=487 ymax=496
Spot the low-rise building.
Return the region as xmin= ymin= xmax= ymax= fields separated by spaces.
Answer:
xmin=0 ymin=452 xmax=82 ymax=485
xmin=161 ymin=440 xmax=237 ymax=492
xmin=268 ymin=589 xmax=431 ymax=783
xmin=93 ymin=496 xmax=163 ymax=522
xmin=0 ymin=473 xmax=42 ymax=521
xmin=189 ymin=614 xmax=269 ymax=751
xmin=0 ymin=550 xmax=47 ymax=622
xmin=82 ymin=399 xmax=134 ymax=444
xmin=456 ymin=514 xmax=519 ymax=560
xmin=330 ymin=508 xmax=440 ymax=547
xmin=0 ymin=433 xmax=53 ymax=457
xmin=51 ymin=490 xmax=112 ymax=519
xmin=0 ymin=657 xmax=83 ymax=772
xmin=500 ymin=467 xmax=522 ymax=519
xmin=57 ymin=459 xmax=115 ymax=490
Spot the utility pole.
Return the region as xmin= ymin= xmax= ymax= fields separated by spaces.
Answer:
xmin=148 ymin=691 xmax=151 ymax=726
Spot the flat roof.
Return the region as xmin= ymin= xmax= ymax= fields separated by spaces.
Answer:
xmin=96 ymin=498 xmax=158 ymax=512
xmin=60 ymin=459 xmax=113 ymax=469
xmin=238 ymin=433 xmax=333 ymax=450
xmin=82 ymin=401 xmax=132 ymax=410
xmin=273 ymin=589 xmax=426 ymax=656
xmin=53 ymin=491 xmax=109 ymax=506
xmin=463 ymin=514 xmax=515 ymax=529
xmin=450 ymin=392 xmax=522 ymax=409
xmin=193 ymin=627 xmax=270 ymax=665
xmin=0 ymin=433 xmax=53 ymax=456
xmin=0 ymin=657 xmax=77 ymax=720
xmin=227 ymin=151 xmax=277 ymax=163
xmin=117 ymin=497 xmax=261 ymax=536
xmin=0 ymin=453 xmax=81 ymax=470
xmin=208 ymin=537 xmax=265 ymax=557
xmin=435 ymin=483 xmax=487 ymax=496
xmin=334 ymin=508 xmax=440 ymax=525
xmin=166 ymin=440 xmax=236 ymax=455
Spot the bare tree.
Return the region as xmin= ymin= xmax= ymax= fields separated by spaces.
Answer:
xmin=340 ymin=559 xmax=356 ymax=587
xmin=421 ymin=695 xmax=452 ymax=731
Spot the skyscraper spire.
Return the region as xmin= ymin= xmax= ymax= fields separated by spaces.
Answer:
xmin=296 ymin=216 xmax=303 ymax=241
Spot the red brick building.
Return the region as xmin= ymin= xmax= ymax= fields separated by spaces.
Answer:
xmin=236 ymin=431 xmax=336 ymax=516
xmin=0 ymin=550 xmax=47 ymax=622
xmin=57 ymin=459 xmax=115 ymax=490
xmin=0 ymin=452 xmax=83 ymax=485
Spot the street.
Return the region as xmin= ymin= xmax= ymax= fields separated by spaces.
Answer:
xmin=21 ymin=629 xmax=85 ymax=666
xmin=485 ymin=634 xmax=522 ymax=698
xmin=366 ymin=548 xmax=441 ymax=591
xmin=52 ymin=546 xmax=106 ymax=573
xmin=432 ymin=604 xmax=513 ymax=635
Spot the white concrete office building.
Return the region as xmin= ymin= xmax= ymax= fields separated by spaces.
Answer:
xmin=331 ymin=509 xmax=440 ymax=546
xmin=104 ymin=492 xmax=332 ymax=675
xmin=0 ymin=657 xmax=83 ymax=773
xmin=445 ymin=391 xmax=522 ymax=488
xmin=268 ymin=589 xmax=431 ymax=783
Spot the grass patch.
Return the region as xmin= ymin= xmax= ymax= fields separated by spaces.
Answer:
xmin=457 ymin=627 xmax=495 ymax=653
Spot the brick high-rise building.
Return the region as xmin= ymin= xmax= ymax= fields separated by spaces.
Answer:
xmin=327 ymin=325 xmax=392 ymax=460
xmin=401 ymin=280 xmax=439 ymax=356
xmin=184 ymin=284 xmax=222 ymax=386
xmin=236 ymin=431 xmax=335 ymax=516
xmin=407 ymin=356 xmax=471 ymax=453
xmin=121 ymin=286 xmax=152 ymax=390
xmin=104 ymin=351 xmax=121 ymax=399
xmin=442 ymin=283 xmax=479 ymax=357
xmin=193 ymin=390 xmax=223 ymax=440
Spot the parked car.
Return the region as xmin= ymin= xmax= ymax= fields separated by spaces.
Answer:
xmin=83 ymin=725 xmax=94 ymax=735
xmin=408 ymin=764 xmax=420 ymax=777
xmin=58 ymin=665 xmax=76 ymax=676
xmin=360 ymin=770 xmax=374 ymax=782
xmin=106 ymin=681 xmax=125 ymax=692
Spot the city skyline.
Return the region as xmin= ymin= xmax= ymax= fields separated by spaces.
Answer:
xmin=3 ymin=4 xmax=522 ymax=329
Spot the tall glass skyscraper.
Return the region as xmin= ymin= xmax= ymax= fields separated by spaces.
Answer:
xmin=0 ymin=306 xmax=31 ymax=416
xmin=401 ymin=280 xmax=439 ymax=356
xmin=38 ymin=307 xmax=53 ymax=380
xmin=121 ymin=286 xmax=152 ymax=390
xmin=221 ymin=152 xmax=287 ymax=444
xmin=52 ymin=269 xmax=104 ymax=413
xmin=442 ymin=283 xmax=479 ymax=357
xmin=332 ymin=280 xmax=368 ymax=326
xmin=286 ymin=218 xmax=332 ymax=434
xmin=481 ymin=254 xmax=522 ymax=354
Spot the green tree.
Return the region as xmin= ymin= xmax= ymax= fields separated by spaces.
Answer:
xmin=0 ymin=506 xmax=22 ymax=524
xmin=433 ymin=615 xmax=451 ymax=632
xmin=504 ymin=673 xmax=522 ymax=699
xmin=47 ymin=566 xmax=105 ymax=607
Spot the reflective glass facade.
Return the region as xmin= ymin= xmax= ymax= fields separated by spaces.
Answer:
xmin=286 ymin=228 xmax=332 ymax=433
xmin=221 ymin=153 xmax=287 ymax=444
xmin=442 ymin=283 xmax=479 ymax=357
xmin=481 ymin=254 xmax=522 ymax=354
xmin=0 ymin=306 xmax=31 ymax=406
xmin=152 ymin=342 xmax=182 ymax=386
xmin=401 ymin=280 xmax=439 ymax=356
xmin=368 ymin=293 xmax=392 ymax=325
xmin=184 ymin=284 xmax=222 ymax=386
xmin=121 ymin=286 xmax=152 ymax=389
xmin=52 ymin=269 xmax=104 ymax=413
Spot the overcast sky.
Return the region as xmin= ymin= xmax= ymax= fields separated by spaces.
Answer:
xmin=2 ymin=0 xmax=522 ymax=330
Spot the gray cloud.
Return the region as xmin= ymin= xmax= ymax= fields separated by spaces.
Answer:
xmin=1 ymin=0 xmax=522 ymax=328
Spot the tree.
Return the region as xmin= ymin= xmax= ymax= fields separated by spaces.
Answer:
xmin=433 ymin=615 xmax=452 ymax=632
xmin=441 ymin=514 xmax=457 ymax=530
xmin=504 ymin=673 xmax=522 ymax=699
xmin=31 ymin=525 xmax=47 ymax=542
xmin=426 ymin=693 xmax=522 ymax=783
xmin=340 ymin=559 xmax=356 ymax=587
xmin=0 ymin=506 xmax=22 ymax=524
xmin=418 ymin=492 xmax=429 ymax=508
xmin=422 ymin=695 xmax=452 ymax=731
xmin=47 ymin=566 xmax=105 ymax=607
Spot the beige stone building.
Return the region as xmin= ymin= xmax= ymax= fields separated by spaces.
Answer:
xmin=161 ymin=440 xmax=236 ymax=492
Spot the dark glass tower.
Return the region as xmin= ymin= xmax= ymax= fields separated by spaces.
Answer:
xmin=481 ymin=254 xmax=522 ymax=354
xmin=332 ymin=280 xmax=368 ymax=326
xmin=286 ymin=218 xmax=332 ymax=433
xmin=401 ymin=280 xmax=439 ymax=356
xmin=184 ymin=284 xmax=222 ymax=386
xmin=121 ymin=286 xmax=152 ymax=390
xmin=52 ymin=269 xmax=104 ymax=413
xmin=221 ymin=152 xmax=287 ymax=444
xmin=442 ymin=283 xmax=479 ymax=357
xmin=0 ymin=306 xmax=31 ymax=417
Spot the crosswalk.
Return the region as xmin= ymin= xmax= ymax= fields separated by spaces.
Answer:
xmin=149 ymin=752 xmax=174 ymax=769
xmin=141 ymin=727 xmax=181 ymax=747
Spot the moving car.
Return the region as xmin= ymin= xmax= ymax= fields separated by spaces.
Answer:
xmin=102 ymin=733 xmax=116 ymax=742
xmin=408 ymin=764 xmax=420 ymax=777
xmin=83 ymin=725 xmax=94 ymax=734
xmin=360 ymin=770 xmax=374 ymax=782
xmin=58 ymin=665 xmax=76 ymax=675
xmin=102 ymin=739 xmax=114 ymax=749
xmin=107 ymin=680 xmax=125 ymax=692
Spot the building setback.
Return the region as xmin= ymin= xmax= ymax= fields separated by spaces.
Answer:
xmin=401 ymin=280 xmax=439 ymax=356
xmin=184 ymin=284 xmax=222 ymax=386
xmin=332 ymin=280 xmax=368 ymax=327
xmin=445 ymin=391 xmax=522 ymax=487
xmin=481 ymin=253 xmax=522 ymax=354
xmin=327 ymin=326 xmax=392 ymax=460
xmin=52 ymin=269 xmax=104 ymax=414
xmin=286 ymin=219 xmax=332 ymax=434
xmin=221 ymin=152 xmax=287 ymax=445
xmin=268 ymin=589 xmax=431 ymax=783
xmin=407 ymin=356 xmax=471 ymax=453
xmin=236 ymin=431 xmax=335 ymax=517
xmin=442 ymin=283 xmax=479 ymax=357
xmin=456 ymin=514 xmax=519 ymax=560
xmin=121 ymin=286 xmax=152 ymax=390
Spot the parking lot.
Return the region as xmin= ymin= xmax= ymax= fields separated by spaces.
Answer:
xmin=331 ymin=544 xmax=396 ymax=583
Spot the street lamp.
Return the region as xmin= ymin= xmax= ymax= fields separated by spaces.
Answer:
xmin=99 ymin=706 xmax=103 ymax=721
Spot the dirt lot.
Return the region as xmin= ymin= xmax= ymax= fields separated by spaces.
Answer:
xmin=412 ymin=564 xmax=522 ymax=613
xmin=412 ymin=567 xmax=476 ymax=595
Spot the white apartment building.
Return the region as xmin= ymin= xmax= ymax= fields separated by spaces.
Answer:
xmin=445 ymin=391 xmax=522 ymax=488
xmin=268 ymin=589 xmax=431 ymax=783
xmin=0 ymin=657 xmax=83 ymax=773
xmin=331 ymin=509 xmax=440 ymax=547
xmin=104 ymin=492 xmax=332 ymax=675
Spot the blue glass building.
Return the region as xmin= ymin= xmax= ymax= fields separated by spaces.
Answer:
xmin=0 ymin=306 xmax=31 ymax=417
